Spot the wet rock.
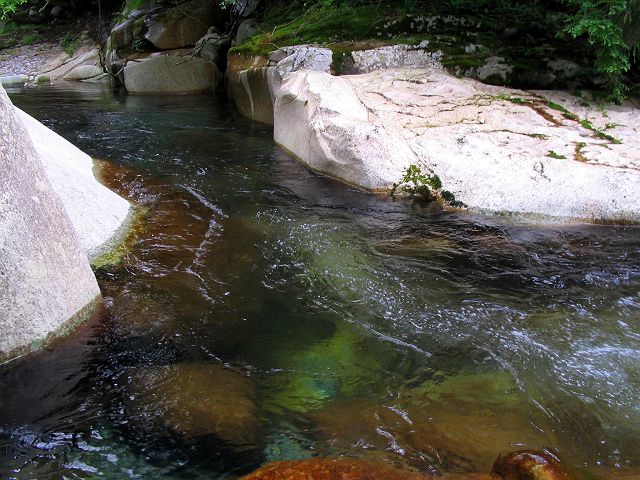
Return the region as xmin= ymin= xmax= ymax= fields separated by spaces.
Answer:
xmin=227 ymin=45 xmax=331 ymax=125
xmin=227 ymin=53 xmax=272 ymax=124
xmin=144 ymin=0 xmax=224 ymax=50
xmin=275 ymin=64 xmax=640 ymax=221
xmin=128 ymin=362 xmax=260 ymax=446
xmin=0 ymin=74 xmax=29 ymax=86
xmin=493 ymin=450 xmax=575 ymax=480
xmin=124 ymin=54 xmax=219 ymax=94
xmin=239 ymin=458 xmax=429 ymax=480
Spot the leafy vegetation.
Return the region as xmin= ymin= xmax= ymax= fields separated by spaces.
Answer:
xmin=391 ymin=164 xmax=463 ymax=207
xmin=229 ymin=0 xmax=638 ymax=101
xmin=0 ymin=0 xmax=26 ymax=18
xmin=59 ymin=32 xmax=80 ymax=55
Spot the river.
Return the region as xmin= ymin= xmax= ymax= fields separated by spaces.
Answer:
xmin=1 ymin=84 xmax=640 ymax=479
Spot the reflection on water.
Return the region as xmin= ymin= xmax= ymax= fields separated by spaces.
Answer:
xmin=1 ymin=84 xmax=640 ymax=479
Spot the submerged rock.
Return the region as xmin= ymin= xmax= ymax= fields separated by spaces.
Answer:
xmin=262 ymin=325 xmax=384 ymax=414
xmin=493 ymin=450 xmax=575 ymax=480
xmin=309 ymin=371 xmax=557 ymax=473
xmin=239 ymin=458 xmax=429 ymax=480
xmin=128 ymin=362 xmax=260 ymax=446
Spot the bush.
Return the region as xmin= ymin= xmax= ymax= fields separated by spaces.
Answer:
xmin=564 ymin=0 xmax=640 ymax=102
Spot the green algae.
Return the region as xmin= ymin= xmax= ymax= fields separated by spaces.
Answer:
xmin=262 ymin=324 xmax=384 ymax=414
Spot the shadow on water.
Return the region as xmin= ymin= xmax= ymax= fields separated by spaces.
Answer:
xmin=1 ymin=83 xmax=640 ymax=478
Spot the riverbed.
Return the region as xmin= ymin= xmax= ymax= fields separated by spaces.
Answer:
xmin=1 ymin=83 xmax=640 ymax=479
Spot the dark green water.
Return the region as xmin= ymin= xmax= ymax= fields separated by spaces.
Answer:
xmin=2 ymin=84 xmax=640 ymax=479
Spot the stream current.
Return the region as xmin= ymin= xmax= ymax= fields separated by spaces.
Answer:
xmin=1 ymin=84 xmax=640 ymax=479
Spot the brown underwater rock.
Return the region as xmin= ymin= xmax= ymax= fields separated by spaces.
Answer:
xmin=492 ymin=450 xmax=575 ymax=480
xmin=128 ymin=362 xmax=259 ymax=446
xmin=239 ymin=458 xmax=430 ymax=480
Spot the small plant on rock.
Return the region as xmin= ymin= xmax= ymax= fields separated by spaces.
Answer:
xmin=391 ymin=164 xmax=463 ymax=207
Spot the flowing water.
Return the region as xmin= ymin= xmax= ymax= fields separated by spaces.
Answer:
xmin=2 ymin=84 xmax=640 ymax=479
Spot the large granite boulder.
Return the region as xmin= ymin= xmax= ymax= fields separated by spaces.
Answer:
xmin=0 ymin=85 xmax=100 ymax=362
xmin=274 ymin=70 xmax=415 ymax=190
xmin=16 ymin=109 xmax=131 ymax=260
xmin=272 ymin=63 xmax=640 ymax=222
xmin=144 ymin=0 xmax=225 ymax=50
xmin=124 ymin=54 xmax=219 ymax=94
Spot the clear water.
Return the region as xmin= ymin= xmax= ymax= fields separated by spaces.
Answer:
xmin=2 ymin=84 xmax=640 ymax=479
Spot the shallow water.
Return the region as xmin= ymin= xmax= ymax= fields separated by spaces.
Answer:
xmin=2 ymin=83 xmax=640 ymax=479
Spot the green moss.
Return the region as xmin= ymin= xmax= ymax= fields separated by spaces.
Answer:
xmin=547 ymin=150 xmax=566 ymax=159
xmin=526 ymin=133 xmax=549 ymax=140
xmin=441 ymin=54 xmax=486 ymax=69
xmin=496 ymin=93 xmax=530 ymax=104
xmin=91 ymin=205 xmax=147 ymax=271
xmin=59 ymin=32 xmax=81 ymax=55
xmin=20 ymin=32 xmax=37 ymax=44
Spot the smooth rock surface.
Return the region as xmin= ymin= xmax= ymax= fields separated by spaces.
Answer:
xmin=124 ymin=54 xmax=219 ymax=94
xmin=39 ymin=47 xmax=101 ymax=81
xmin=16 ymin=108 xmax=131 ymax=259
xmin=0 ymin=84 xmax=100 ymax=362
xmin=273 ymin=65 xmax=640 ymax=222
xmin=63 ymin=64 xmax=103 ymax=81
xmin=227 ymin=45 xmax=332 ymax=125
xmin=145 ymin=0 xmax=223 ymax=50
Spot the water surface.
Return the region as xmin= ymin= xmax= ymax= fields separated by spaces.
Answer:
xmin=1 ymin=84 xmax=640 ymax=479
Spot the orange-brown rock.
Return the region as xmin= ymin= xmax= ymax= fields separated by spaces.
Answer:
xmin=239 ymin=458 xmax=430 ymax=480
xmin=128 ymin=362 xmax=260 ymax=446
xmin=492 ymin=450 xmax=575 ymax=480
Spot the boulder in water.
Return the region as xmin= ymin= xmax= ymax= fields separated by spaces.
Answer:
xmin=492 ymin=450 xmax=575 ymax=480
xmin=128 ymin=362 xmax=260 ymax=446
xmin=0 ymin=84 xmax=101 ymax=361
xmin=239 ymin=458 xmax=429 ymax=480
xmin=124 ymin=54 xmax=219 ymax=94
